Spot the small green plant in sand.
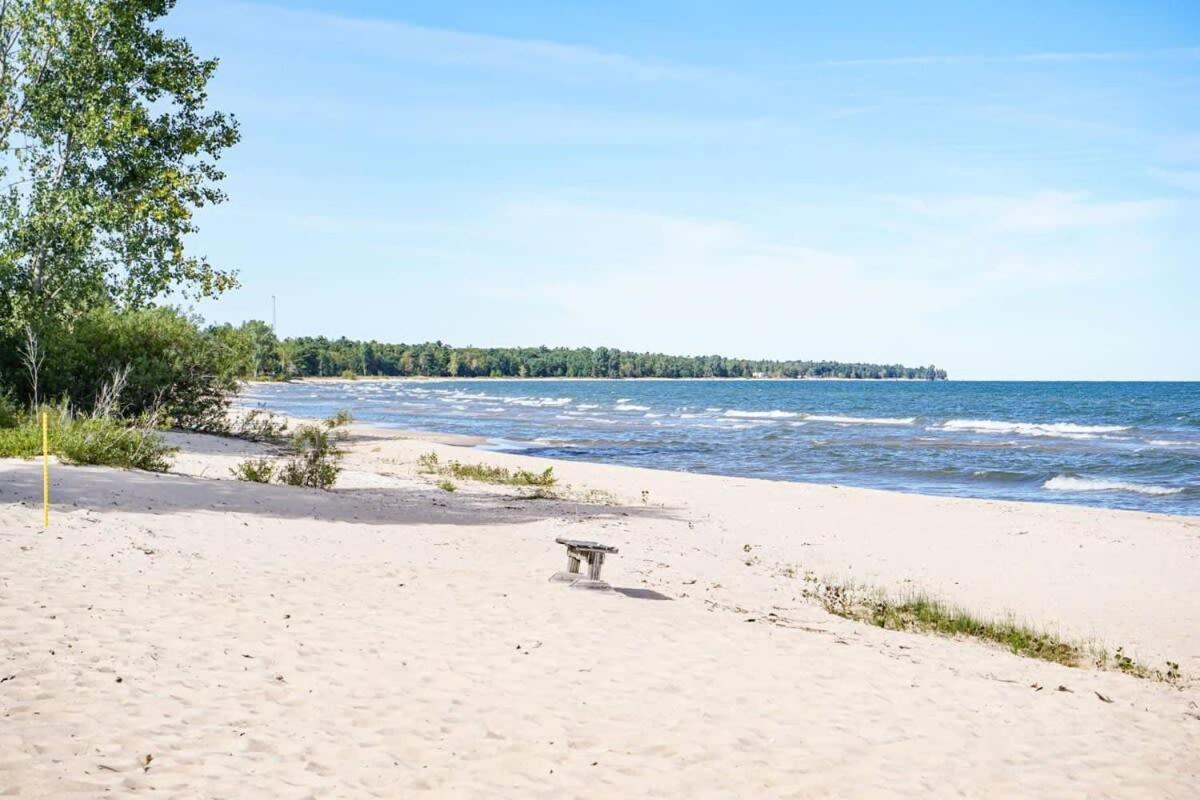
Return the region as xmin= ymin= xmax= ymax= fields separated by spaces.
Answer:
xmin=231 ymin=457 xmax=275 ymax=483
xmin=325 ymin=409 xmax=354 ymax=428
xmin=437 ymin=479 xmax=456 ymax=492
xmin=276 ymin=412 xmax=349 ymax=489
xmin=1094 ymin=647 xmax=1183 ymax=685
xmin=416 ymin=450 xmax=556 ymax=487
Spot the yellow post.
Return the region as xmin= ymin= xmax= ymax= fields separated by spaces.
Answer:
xmin=42 ymin=410 xmax=49 ymax=529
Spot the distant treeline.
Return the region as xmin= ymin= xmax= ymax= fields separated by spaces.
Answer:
xmin=229 ymin=326 xmax=947 ymax=380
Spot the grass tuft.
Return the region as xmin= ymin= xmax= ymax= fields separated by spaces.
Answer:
xmin=416 ymin=451 xmax=556 ymax=487
xmin=0 ymin=404 xmax=174 ymax=472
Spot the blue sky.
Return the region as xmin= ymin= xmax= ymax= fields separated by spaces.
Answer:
xmin=168 ymin=1 xmax=1199 ymax=379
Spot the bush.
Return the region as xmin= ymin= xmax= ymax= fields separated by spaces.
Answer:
xmin=0 ymin=391 xmax=19 ymax=428
xmin=228 ymin=409 xmax=290 ymax=444
xmin=231 ymin=457 xmax=275 ymax=483
xmin=0 ymin=405 xmax=174 ymax=472
xmin=0 ymin=306 xmax=243 ymax=430
xmin=325 ymin=409 xmax=353 ymax=428
xmin=437 ymin=479 xmax=456 ymax=492
xmin=277 ymin=422 xmax=343 ymax=489
xmin=340 ymin=369 xmax=356 ymax=380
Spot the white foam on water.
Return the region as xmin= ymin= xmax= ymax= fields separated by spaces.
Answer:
xmin=508 ymin=397 xmax=572 ymax=408
xmin=724 ymin=409 xmax=799 ymax=419
xmin=806 ymin=414 xmax=916 ymax=426
xmin=577 ymin=404 xmax=600 ymax=410
xmin=1043 ymin=475 xmax=1184 ymax=496
xmin=1147 ymin=438 xmax=1199 ymax=448
xmin=941 ymin=419 xmax=1130 ymax=438
xmin=615 ymin=403 xmax=651 ymax=411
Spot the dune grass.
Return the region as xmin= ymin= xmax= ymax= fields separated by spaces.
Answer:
xmin=802 ymin=574 xmax=1181 ymax=681
xmin=0 ymin=405 xmax=174 ymax=472
xmin=417 ymin=451 xmax=556 ymax=487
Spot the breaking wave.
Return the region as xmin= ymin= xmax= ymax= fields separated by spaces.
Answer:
xmin=1043 ymin=475 xmax=1184 ymax=496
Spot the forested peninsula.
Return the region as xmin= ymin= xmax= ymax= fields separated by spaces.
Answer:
xmin=261 ymin=332 xmax=948 ymax=380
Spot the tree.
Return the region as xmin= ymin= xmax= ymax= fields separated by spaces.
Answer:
xmin=0 ymin=0 xmax=238 ymax=333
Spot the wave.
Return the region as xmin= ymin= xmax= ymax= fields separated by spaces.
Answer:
xmin=1147 ymin=439 xmax=1200 ymax=448
xmin=941 ymin=419 xmax=1130 ymax=439
xmin=724 ymin=409 xmax=799 ymax=419
xmin=1043 ymin=475 xmax=1184 ymax=496
xmin=615 ymin=403 xmax=651 ymax=411
xmin=806 ymin=414 xmax=916 ymax=426
xmin=508 ymin=397 xmax=572 ymax=407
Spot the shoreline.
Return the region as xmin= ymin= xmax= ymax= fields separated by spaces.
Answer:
xmin=2 ymin=421 xmax=1198 ymax=794
xmin=218 ymin=412 xmax=1200 ymax=664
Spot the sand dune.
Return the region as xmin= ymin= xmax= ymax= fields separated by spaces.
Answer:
xmin=2 ymin=428 xmax=1198 ymax=797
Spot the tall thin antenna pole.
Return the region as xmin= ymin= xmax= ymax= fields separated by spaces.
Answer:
xmin=271 ymin=295 xmax=277 ymax=333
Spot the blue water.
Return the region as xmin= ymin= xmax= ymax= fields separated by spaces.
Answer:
xmin=242 ymin=380 xmax=1200 ymax=515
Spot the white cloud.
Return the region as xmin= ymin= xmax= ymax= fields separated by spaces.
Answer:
xmin=227 ymin=1 xmax=716 ymax=83
xmin=819 ymin=48 xmax=1200 ymax=68
xmin=882 ymin=191 xmax=1169 ymax=232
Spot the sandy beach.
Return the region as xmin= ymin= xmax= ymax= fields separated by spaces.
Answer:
xmin=2 ymin=423 xmax=1198 ymax=797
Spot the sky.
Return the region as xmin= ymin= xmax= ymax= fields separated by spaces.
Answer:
xmin=166 ymin=1 xmax=1200 ymax=379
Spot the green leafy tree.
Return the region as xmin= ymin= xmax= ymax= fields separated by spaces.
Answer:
xmin=0 ymin=0 xmax=238 ymax=333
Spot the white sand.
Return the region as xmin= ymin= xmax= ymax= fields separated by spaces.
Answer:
xmin=2 ymin=426 xmax=1198 ymax=797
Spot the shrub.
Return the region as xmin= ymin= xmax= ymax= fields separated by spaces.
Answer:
xmin=231 ymin=457 xmax=275 ymax=483
xmin=417 ymin=451 xmax=441 ymax=473
xmin=57 ymin=414 xmax=174 ymax=472
xmin=278 ymin=423 xmax=343 ymax=489
xmin=0 ymin=391 xmax=19 ymax=428
xmin=437 ymin=479 xmax=456 ymax=492
xmin=228 ymin=409 xmax=290 ymax=444
xmin=0 ymin=307 xmax=243 ymax=430
xmin=325 ymin=409 xmax=353 ymax=428
xmin=0 ymin=405 xmax=174 ymax=472
xmin=340 ymin=369 xmax=356 ymax=380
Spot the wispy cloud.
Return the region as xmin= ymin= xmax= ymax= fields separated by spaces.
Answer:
xmin=883 ymin=191 xmax=1170 ymax=232
xmin=229 ymin=1 xmax=718 ymax=83
xmin=820 ymin=47 xmax=1200 ymax=68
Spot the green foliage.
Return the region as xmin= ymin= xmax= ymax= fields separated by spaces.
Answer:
xmin=269 ymin=338 xmax=947 ymax=380
xmin=231 ymin=457 xmax=274 ymax=484
xmin=416 ymin=450 xmax=556 ymax=486
xmin=801 ymin=576 xmax=1082 ymax=667
xmin=325 ymin=409 xmax=353 ymax=428
xmin=277 ymin=421 xmax=343 ymax=489
xmin=0 ymin=0 xmax=239 ymax=332
xmin=227 ymin=409 xmax=290 ymax=444
xmin=437 ymin=479 xmax=456 ymax=492
xmin=340 ymin=369 xmax=356 ymax=380
xmin=0 ymin=391 xmax=19 ymax=428
xmin=0 ymin=306 xmax=243 ymax=428
xmin=417 ymin=450 xmax=441 ymax=474
xmin=1095 ymin=647 xmax=1184 ymax=685
xmin=0 ymin=405 xmax=174 ymax=471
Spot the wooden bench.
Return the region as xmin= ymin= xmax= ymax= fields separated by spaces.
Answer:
xmin=551 ymin=537 xmax=618 ymax=591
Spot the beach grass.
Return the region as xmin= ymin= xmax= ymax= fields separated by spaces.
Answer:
xmin=803 ymin=574 xmax=1181 ymax=680
xmin=417 ymin=451 xmax=556 ymax=487
xmin=0 ymin=405 xmax=174 ymax=472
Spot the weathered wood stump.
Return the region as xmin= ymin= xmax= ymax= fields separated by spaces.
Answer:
xmin=551 ymin=537 xmax=619 ymax=591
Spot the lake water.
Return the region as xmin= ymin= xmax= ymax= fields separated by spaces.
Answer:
xmin=241 ymin=380 xmax=1200 ymax=516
